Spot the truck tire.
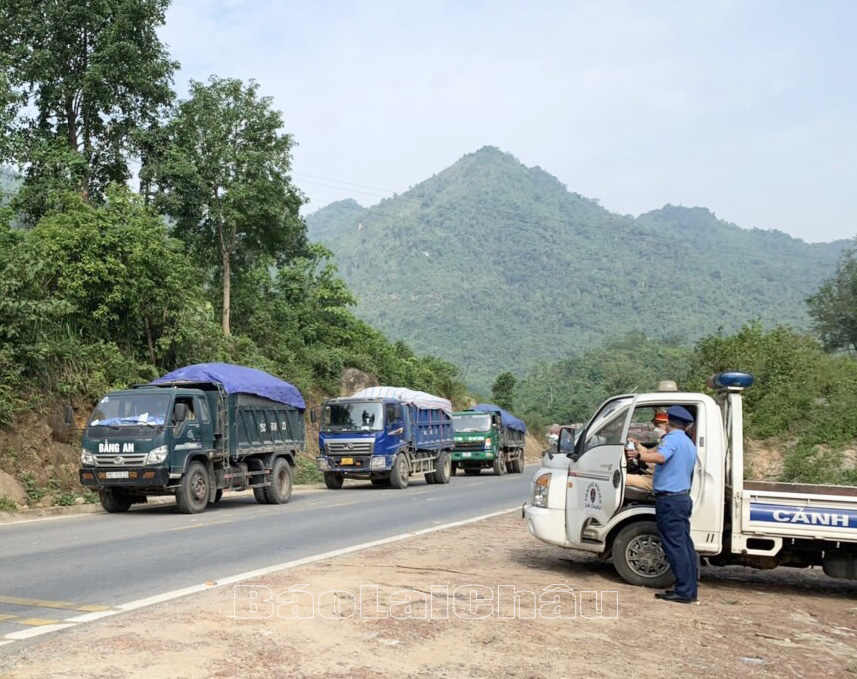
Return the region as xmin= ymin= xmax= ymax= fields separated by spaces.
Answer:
xmin=612 ymin=521 xmax=675 ymax=588
xmin=176 ymin=461 xmax=210 ymax=514
xmin=253 ymin=487 xmax=269 ymax=504
xmin=493 ymin=451 xmax=507 ymax=476
xmin=389 ymin=454 xmax=410 ymax=489
xmin=512 ymin=453 xmax=525 ymax=473
xmin=208 ymin=489 xmax=224 ymax=506
xmin=432 ymin=450 xmax=451 ymax=484
xmin=425 ymin=471 xmax=436 ymax=484
xmin=100 ymin=489 xmax=132 ymax=513
xmin=324 ymin=472 xmax=344 ymax=490
xmin=263 ymin=457 xmax=293 ymax=504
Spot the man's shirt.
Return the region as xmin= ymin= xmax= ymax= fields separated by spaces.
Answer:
xmin=652 ymin=429 xmax=697 ymax=493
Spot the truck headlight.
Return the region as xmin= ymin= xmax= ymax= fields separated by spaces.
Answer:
xmin=81 ymin=449 xmax=96 ymax=465
xmin=532 ymin=473 xmax=551 ymax=507
xmin=484 ymin=438 xmax=492 ymax=449
xmin=145 ymin=445 xmax=168 ymax=465
xmin=370 ymin=456 xmax=386 ymax=470
xmin=317 ymin=456 xmax=330 ymax=471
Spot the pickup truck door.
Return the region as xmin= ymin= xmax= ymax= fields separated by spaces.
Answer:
xmin=565 ymin=396 xmax=636 ymax=544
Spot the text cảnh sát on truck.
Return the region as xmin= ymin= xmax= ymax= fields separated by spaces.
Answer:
xmin=452 ymin=403 xmax=526 ymax=476
xmin=316 ymin=386 xmax=454 ymax=489
xmin=79 ymin=363 xmax=305 ymax=514
xmin=523 ymin=372 xmax=857 ymax=588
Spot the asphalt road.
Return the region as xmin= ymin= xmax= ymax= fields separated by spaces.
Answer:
xmin=0 ymin=468 xmax=535 ymax=640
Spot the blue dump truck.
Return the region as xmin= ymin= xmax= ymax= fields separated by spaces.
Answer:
xmin=451 ymin=403 xmax=526 ymax=476
xmin=316 ymin=386 xmax=454 ymax=489
xmin=79 ymin=363 xmax=305 ymax=514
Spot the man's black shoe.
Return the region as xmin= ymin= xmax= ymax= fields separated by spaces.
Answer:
xmin=654 ymin=592 xmax=697 ymax=604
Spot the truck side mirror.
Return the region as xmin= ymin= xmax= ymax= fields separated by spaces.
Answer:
xmin=173 ymin=403 xmax=187 ymax=424
xmin=64 ymin=405 xmax=74 ymax=426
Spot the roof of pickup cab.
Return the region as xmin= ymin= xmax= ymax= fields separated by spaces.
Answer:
xmin=151 ymin=363 xmax=305 ymax=410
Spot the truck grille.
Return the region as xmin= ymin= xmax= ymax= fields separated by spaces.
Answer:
xmin=94 ymin=453 xmax=148 ymax=466
xmin=325 ymin=440 xmax=374 ymax=456
xmin=455 ymin=441 xmax=486 ymax=452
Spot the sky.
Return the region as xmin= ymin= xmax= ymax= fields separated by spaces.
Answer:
xmin=159 ymin=0 xmax=857 ymax=243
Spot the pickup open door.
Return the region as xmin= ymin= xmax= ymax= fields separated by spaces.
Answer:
xmin=565 ymin=395 xmax=636 ymax=544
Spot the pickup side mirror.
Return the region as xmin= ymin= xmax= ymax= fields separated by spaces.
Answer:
xmin=64 ymin=405 xmax=74 ymax=426
xmin=558 ymin=427 xmax=576 ymax=458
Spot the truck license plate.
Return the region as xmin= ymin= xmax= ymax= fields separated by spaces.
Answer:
xmin=463 ymin=452 xmax=471 ymax=457
xmin=105 ymin=471 xmax=129 ymax=479
xmin=340 ymin=457 xmax=354 ymax=465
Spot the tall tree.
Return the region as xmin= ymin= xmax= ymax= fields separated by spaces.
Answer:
xmin=0 ymin=0 xmax=177 ymax=221
xmin=491 ymin=372 xmax=517 ymax=412
xmin=807 ymin=243 xmax=857 ymax=354
xmin=144 ymin=76 xmax=306 ymax=335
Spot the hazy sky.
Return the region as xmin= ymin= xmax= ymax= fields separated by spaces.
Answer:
xmin=160 ymin=0 xmax=856 ymax=243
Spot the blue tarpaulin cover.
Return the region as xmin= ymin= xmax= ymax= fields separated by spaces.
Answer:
xmin=152 ymin=363 xmax=306 ymax=410
xmin=472 ymin=403 xmax=527 ymax=433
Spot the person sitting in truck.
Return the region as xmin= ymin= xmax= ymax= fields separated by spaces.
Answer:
xmin=625 ymin=410 xmax=668 ymax=493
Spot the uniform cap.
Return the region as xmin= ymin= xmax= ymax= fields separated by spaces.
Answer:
xmin=667 ymin=405 xmax=694 ymax=423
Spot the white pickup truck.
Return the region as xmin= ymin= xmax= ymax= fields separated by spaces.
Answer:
xmin=523 ymin=372 xmax=857 ymax=588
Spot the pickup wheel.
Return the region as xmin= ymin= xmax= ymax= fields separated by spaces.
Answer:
xmin=432 ymin=450 xmax=451 ymax=484
xmin=612 ymin=521 xmax=674 ymax=588
xmin=389 ymin=454 xmax=410 ymax=489
xmin=324 ymin=472 xmax=344 ymax=490
xmin=100 ymin=489 xmax=132 ymax=513
xmin=493 ymin=451 xmax=507 ymax=476
xmin=176 ymin=461 xmax=210 ymax=514
xmin=263 ymin=457 xmax=293 ymax=504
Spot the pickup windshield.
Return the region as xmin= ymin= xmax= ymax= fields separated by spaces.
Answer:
xmin=322 ymin=402 xmax=384 ymax=432
xmin=453 ymin=414 xmax=492 ymax=432
xmin=89 ymin=393 xmax=171 ymax=427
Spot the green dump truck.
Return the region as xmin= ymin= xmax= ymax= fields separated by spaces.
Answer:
xmin=451 ymin=403 xmax=526 ymax=476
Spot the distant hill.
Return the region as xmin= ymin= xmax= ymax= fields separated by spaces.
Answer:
xmin=307 ymin=147 xmax=848 ymax=388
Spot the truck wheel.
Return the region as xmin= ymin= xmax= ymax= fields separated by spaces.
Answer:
xmin=493 ymin=451 xmax=507 ymax=476
xmin=176 ymin=461 xmax=210 ymax=514
xmin=425 ymin=471 xmax=436 ymax=484
xmin=612 ymin=521 xmax=675 ymax=588
xmin=324 ymin=472 xmax=344 ymax=490
xmin=389 ymin=454 xmax=410 ymax=489
xmin=464 ymin=468 xmax=481 ymax=476
xmin=505 ymin=458 xmax=514 ymax=473
xmin=512 ymin=454 xmax=524 ymax=473
xmin=451 ymin=462 xmax=458 ymax=476
xmin=432 ymin=451 xmax=451 ymax=484
xmin=264 ymin=457 xmax=293 ymax=504
xmin=100 ymin=489 xmax=132 ymax=513
xmin=253 ymin=487 xmax=269 ymax=504
xmin=208 ymin=489 xmax=224 ymax=507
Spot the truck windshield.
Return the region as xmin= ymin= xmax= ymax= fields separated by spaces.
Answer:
xmin=89 ymin=393 xmax=171 ymax=427
xmin=322 ymin=402 xmax=384 ymax=432
xmin=453 ymin=414 xmax=492 ymax=432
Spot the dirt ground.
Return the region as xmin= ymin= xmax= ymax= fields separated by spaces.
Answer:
xmin=2 ymin=513 xmax=857 ymax=679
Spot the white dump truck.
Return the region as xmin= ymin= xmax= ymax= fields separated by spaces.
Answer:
xmin=523 ymin=372 xmax=857 ymax=587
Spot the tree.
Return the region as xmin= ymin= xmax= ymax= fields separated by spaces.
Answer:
xmin=492 ymin=372 xmax=517 ymax=412
xmin=143 ymin=76 xmax=306 ymax=335
xmin=0 ymin=0 xmax=177 ymax=221
xmin=807 ymin=244 xmax=857 ymax=354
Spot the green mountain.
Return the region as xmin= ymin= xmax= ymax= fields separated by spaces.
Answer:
xmin=306 ymin=147 xmax=848 ymax=388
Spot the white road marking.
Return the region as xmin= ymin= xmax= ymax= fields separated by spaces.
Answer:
xmin=2 ymin=506 xmax=519 ymax=644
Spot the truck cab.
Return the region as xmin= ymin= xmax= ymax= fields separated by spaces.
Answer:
xmin=523 ymin=373 xmax=857 ymax=587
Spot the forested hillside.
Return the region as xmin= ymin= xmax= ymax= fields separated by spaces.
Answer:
xmin=307 ymin=147 xmax=847 ymax=388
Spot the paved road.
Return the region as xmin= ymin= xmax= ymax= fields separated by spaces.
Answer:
xmin=0 ymin=468 xmax=535 ymax=640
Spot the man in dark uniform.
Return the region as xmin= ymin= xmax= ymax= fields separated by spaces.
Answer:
xmin=627 ymin=405 xmax=698 ymax=603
